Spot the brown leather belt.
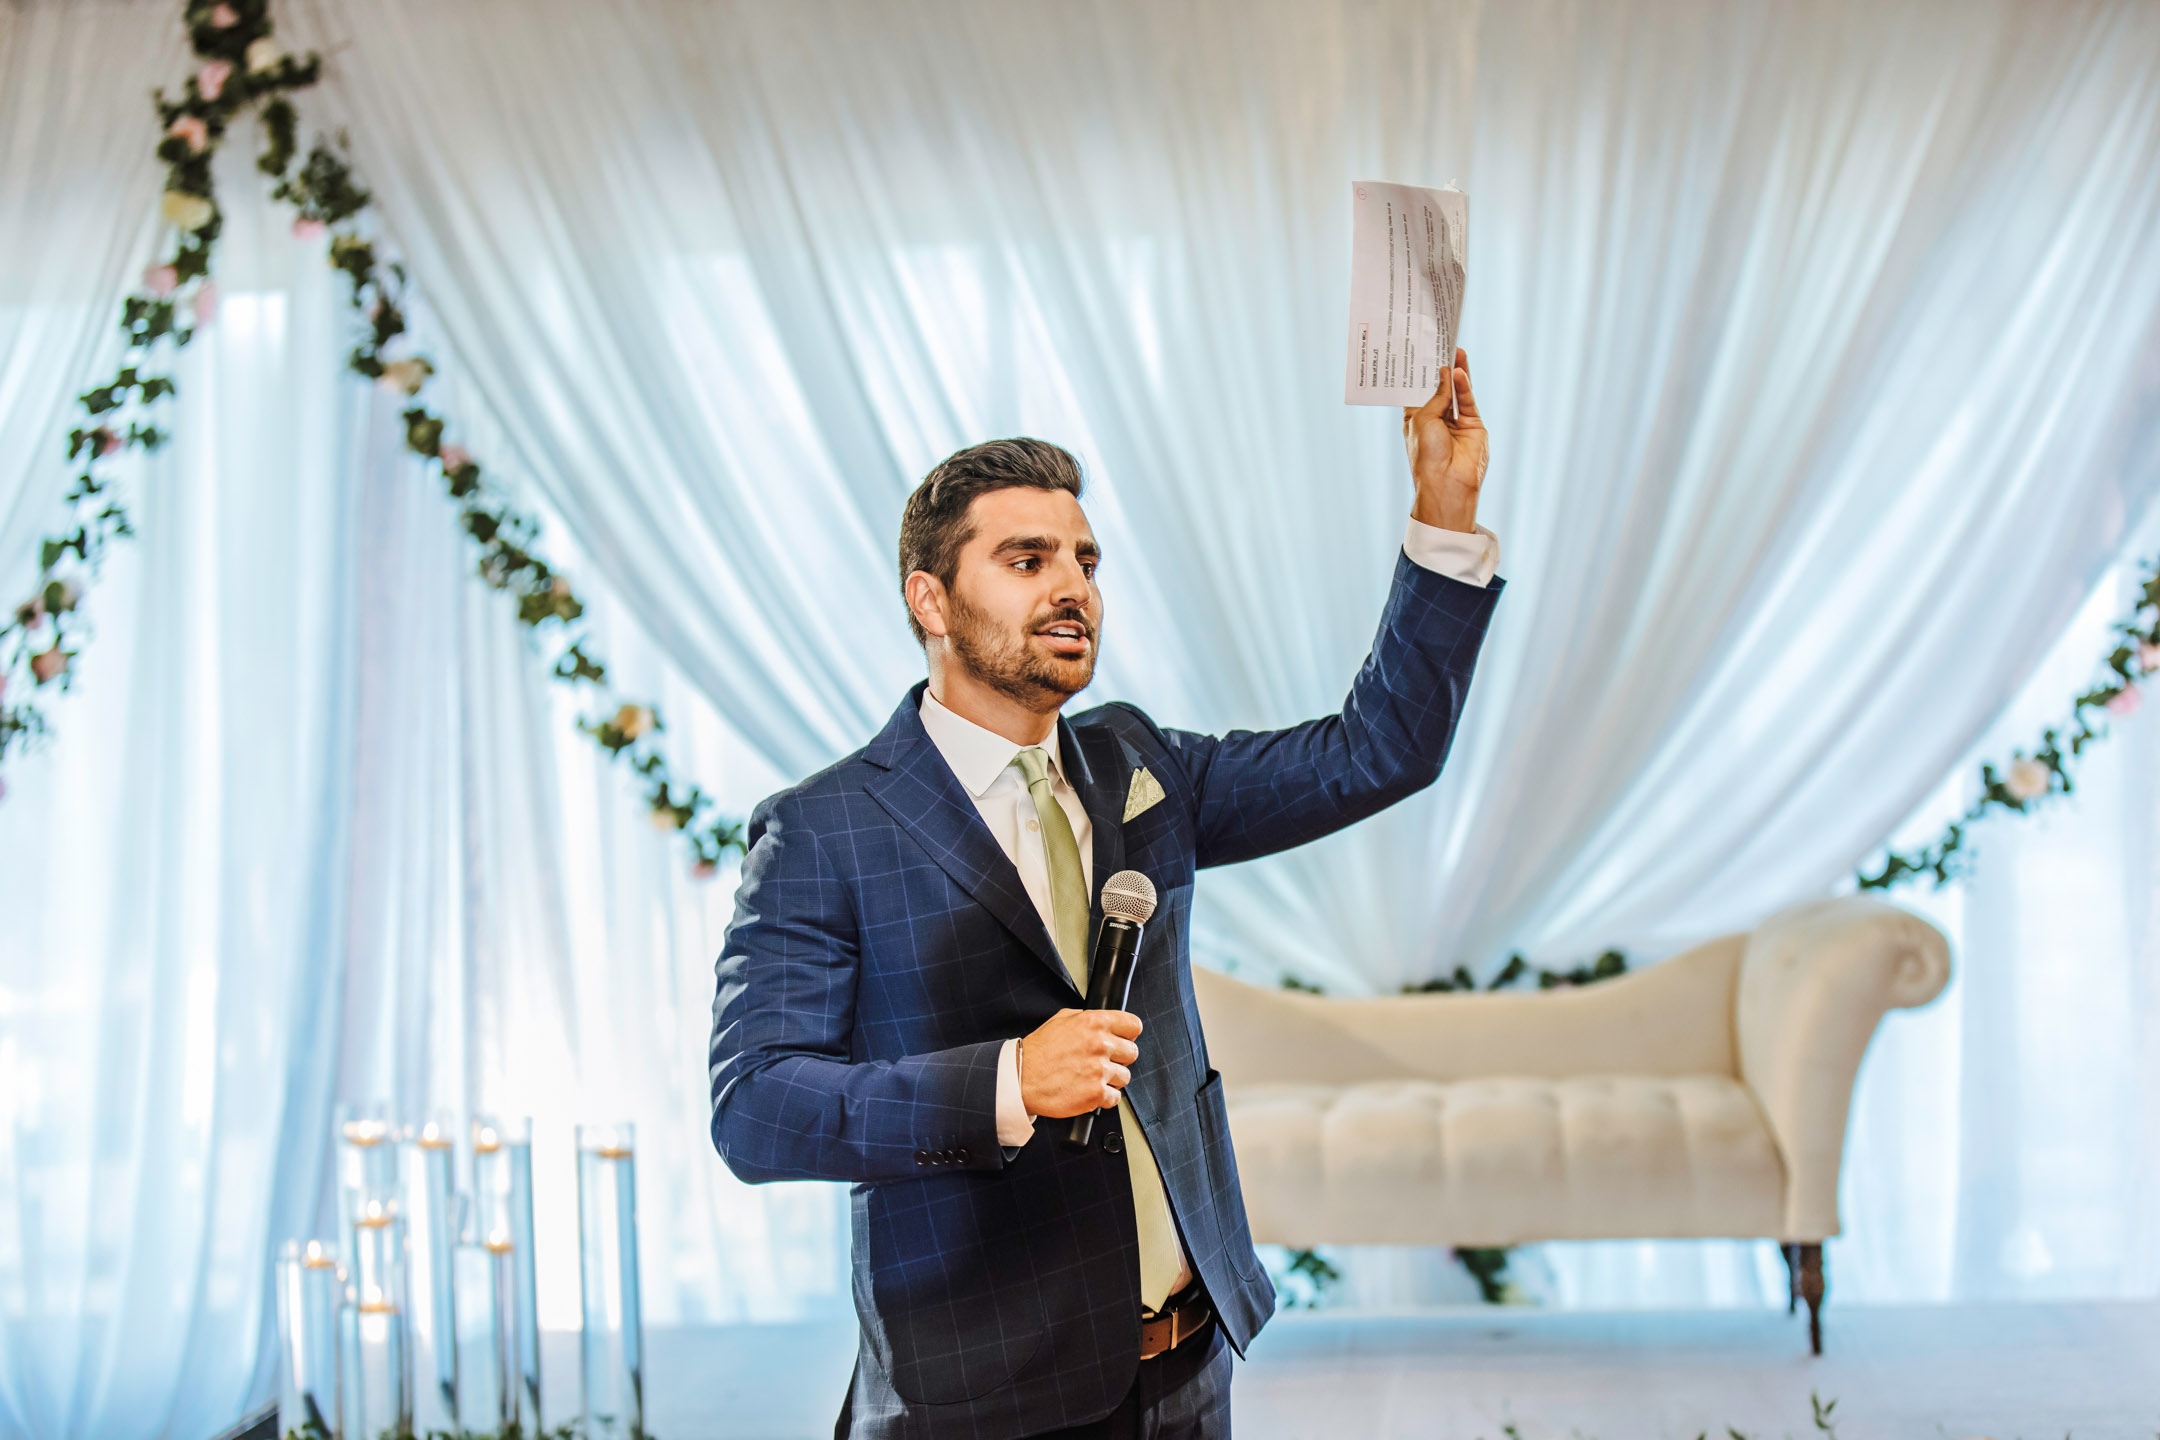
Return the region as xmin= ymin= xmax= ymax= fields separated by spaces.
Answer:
xmin=1138 ymin=1286 xmax=1213 ymax=1361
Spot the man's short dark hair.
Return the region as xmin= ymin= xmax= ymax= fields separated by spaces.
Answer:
xmin=898 ymin=438 xmax=1085 ymax=644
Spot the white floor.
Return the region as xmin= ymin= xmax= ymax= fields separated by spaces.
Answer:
xmin=597 ymin=1301 xmax=2160 ymax=1439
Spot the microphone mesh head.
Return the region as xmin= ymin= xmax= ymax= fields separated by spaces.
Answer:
xmin=1100 ymin=870 xmax=1158 ymax=924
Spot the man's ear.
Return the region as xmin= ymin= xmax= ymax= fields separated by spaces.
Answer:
xmin=905 ymin=570 xmax=951 ymax=640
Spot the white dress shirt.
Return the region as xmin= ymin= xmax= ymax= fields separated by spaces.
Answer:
xmin=915 ymin=518 xmax=1499 ymax=1301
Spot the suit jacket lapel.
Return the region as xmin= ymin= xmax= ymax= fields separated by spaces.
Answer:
xmin=864 ymin=686 xmax=1076 ymax=996
xmin=1061 ymin=714 xmax=1127 ymax=914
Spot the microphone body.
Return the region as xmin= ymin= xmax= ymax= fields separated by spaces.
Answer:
xmin=1063 ymin=912 xmax=1147 ymax=1150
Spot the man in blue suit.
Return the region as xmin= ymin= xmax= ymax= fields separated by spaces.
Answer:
xmin=710 ymin=352 xmax=1503 ymax=1438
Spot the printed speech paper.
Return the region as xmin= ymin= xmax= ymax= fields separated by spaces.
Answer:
xmin=1343 ymin=181 xmax=1467 ymax=408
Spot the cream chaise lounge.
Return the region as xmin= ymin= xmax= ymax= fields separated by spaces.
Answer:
xmin=1191 ymin=896 xmax=1951 ymax=1353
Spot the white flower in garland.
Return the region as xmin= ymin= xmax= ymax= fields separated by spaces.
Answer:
xmin=2140 ymin=641 xmax=2160 ymax=674
xmin=377 ymin=357 xmax=434 ymax=395
xmin=246 ymin=38 xmax=282 ymax=75
xmin=2005 ymin=758 xmax=2051 ymax=801
xmin=161 ymin=191 xmax=215 ymax=231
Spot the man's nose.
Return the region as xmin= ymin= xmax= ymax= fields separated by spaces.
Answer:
xmin=1046 ymin=555 xmax=1091 ymax=608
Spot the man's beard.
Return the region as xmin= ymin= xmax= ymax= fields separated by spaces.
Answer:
xmin=945 ymin=586 xmax=1098 ymax=709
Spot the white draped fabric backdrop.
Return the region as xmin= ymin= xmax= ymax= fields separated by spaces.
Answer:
xmin=3 ymin=0 xmax=2160 ymax=1435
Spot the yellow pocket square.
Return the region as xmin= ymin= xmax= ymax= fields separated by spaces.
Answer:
xmin=1123 ymin=766 xmax=1167 ymax=822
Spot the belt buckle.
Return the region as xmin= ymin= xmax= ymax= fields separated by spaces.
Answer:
xmin=1140 ymin=1292 xmax=1206 ymax=1361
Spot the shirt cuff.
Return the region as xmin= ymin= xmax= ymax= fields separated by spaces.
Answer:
xmin=1403 ymin=517 xmax=1500 ymax=588
xmin=996 ymin=1037 xmax=1034 ymax=1147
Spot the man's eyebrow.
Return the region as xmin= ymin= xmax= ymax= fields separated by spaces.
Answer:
xmin=988 ymin=533 xmax=1102 ymax=561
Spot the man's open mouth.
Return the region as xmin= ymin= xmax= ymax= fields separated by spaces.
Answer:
xmin=1036 ymin=621 xmax=1091 ymax=657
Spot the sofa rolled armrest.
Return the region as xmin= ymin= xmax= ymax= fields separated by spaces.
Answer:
xmin=1735 ymin=896 xmax=1950 ymax=1240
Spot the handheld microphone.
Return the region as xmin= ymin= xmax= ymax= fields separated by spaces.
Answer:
xmin=1063 ymin=870 xmax=1159 ymax=1152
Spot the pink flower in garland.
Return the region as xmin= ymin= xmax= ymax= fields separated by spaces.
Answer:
xmin=193 ymin=280 xmax=219 ymax=327
xmin=94 ymin=427 xmax=122 ymax=456
xmin=691 ymin=859 xmax=719 ymax=881
xmin=144 ymin=263 xmax=180 ymax=296
xmin=207 ymin=2 xmax=239 ymax=26
xmin=167 ymin=114 xmax=209 ymax=154
xmin=30 ymin=647 xmax=71 ymax=686
xmin=439 ymin=443 xmax=472 ymax=472
xmin=2106 ymin=687 xmax=2142 ymax=717
xmin=197 ymin=59 xmax=234 ymax=102
xmin=292 ymin=216 xmax=326 ymax=242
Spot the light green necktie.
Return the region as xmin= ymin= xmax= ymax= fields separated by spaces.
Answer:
xmin=1011 ymin=748 xmax=1185 ymax=1310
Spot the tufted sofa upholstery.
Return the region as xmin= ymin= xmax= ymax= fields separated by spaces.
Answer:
xmin=1191 ymin=896 xmax=1950 ymax=1346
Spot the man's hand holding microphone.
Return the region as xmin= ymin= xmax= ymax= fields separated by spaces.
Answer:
xmin=1019 ymin=1007 xmax=1143 ymax=1118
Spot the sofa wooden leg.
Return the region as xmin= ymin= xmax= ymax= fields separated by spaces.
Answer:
xmin=1796 ymin=1243 xmax=1825 ymax=1355
xmin=1780 ymin=1243 xmax=1798 ymax=1314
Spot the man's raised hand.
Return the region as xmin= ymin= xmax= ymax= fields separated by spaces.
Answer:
xmin=1402 ymin=346 xmax=1489 ymax=534
xmin=1020 ymin=1007 xmax=1142 ymax=1118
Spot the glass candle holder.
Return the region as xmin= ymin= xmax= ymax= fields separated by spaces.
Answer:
xmin=474 ymin=1115 xmax=542 ymax=1435
xmin=277 ymin=1239 xmax=343 ymax=1440
xmin=407 ymin=1115 xmax=461 ymax=1428
xmin=451 ymin=1231 xmax=516 ymax=1436
xmin=576 ymin=1123 xmax=645 ymax=1440
xmin=335 ymin=1104 xmax=398 ymax=1257
xmin=346 ymin=1197 xmax=414 ymax=1440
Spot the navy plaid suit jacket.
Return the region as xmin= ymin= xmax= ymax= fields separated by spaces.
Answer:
xmin=709 ymin=553 xmax=1501 ymax=1438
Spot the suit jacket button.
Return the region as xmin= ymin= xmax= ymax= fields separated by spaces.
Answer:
xmin=1103 ymin=1130 xmax=1124 ymax=1155
xmin=915 ymin=1150 xmax=930 ymax=1165
xmin=955 ymin=1148 xmax=971 ymax=1163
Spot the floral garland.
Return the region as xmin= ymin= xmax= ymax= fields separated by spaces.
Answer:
xmin=1858 ymin=571 xmax=2160 ymax=890
xmin=0 ymin=0 xmax=744 ymax=873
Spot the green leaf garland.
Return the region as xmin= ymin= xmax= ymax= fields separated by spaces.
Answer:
xmin=1857 ymin=570 xmax=2160 ymax=890
xmin=0 ymin=0 xmax=745 ymax=874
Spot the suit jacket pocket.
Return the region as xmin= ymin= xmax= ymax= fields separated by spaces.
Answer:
xmin=857 ymin=1174 xmax=1048 ymax=1404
